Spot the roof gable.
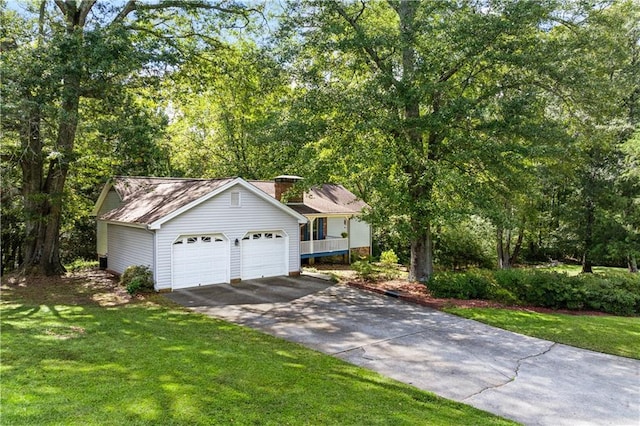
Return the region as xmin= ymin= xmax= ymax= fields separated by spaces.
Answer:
xmin=249 ymin=181 xmax=368 ymax=215
xmin=305 ymin=184 xmax=368 ymax=215
xmin=98 ymin=177 xmax=307 ymax=228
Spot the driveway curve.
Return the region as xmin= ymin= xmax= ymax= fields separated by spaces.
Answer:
xmin=165 ymin=275 xmax=640 ymax=426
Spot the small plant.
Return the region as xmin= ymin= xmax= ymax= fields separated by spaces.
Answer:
xmin=352 ymin=260 xmax=376 ymax=281
xmin=121 ymin=265 xmax=154 ymax=295
xmin=65 ymin=259 xmax=99 ymax=272
xmin=341 ymin=232 xmax=348 ymax=238
xmin=380 ymin=249 xmax=399 ymax=266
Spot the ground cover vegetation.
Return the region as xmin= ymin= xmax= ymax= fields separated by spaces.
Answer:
xmin=1 ymin=272 xmax=514 ymax=425
xmin=427 ymin=268 xmax=640 ymax=316
xmin=348 ymin=253 xmax=639 ymax=316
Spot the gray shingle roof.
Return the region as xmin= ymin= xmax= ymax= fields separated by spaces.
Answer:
xmin=249 ymin=181 xmax=368 ymax=215
xmin=100 ymin=177 xmax=233 ymax=225
xmin=99 ymin=177 xmax=367 ymax=226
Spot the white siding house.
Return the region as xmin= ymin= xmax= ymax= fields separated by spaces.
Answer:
xmin=152 ymin=185 xmax=301 ymax=291
xmin=106 ymin=224 xmax=154 ymax=275
xmin=94 ymin=175 xmax=371 ymax=291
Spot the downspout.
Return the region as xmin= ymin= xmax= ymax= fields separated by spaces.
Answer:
xmin=146 ymin=225 xmax=158 ymax=291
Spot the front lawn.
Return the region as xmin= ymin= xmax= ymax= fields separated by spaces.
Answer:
xmin=1 ymin=271 xmax=513 ymax=425
xmin=442 ymin=307 xmax=640 ymax=360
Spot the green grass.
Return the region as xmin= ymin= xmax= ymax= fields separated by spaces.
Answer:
xmin=1 ymin=277 xmax=514 ymax=425
xmin=541 ymin=264 xmax=629 ymax=276
xmin=443 ymin=307 xmax=640 ymax=360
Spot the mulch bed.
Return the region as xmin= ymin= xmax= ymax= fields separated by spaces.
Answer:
xmin=346 ymin=279 xmax=609 ymax=316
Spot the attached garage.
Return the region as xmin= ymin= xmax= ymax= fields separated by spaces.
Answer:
xmin=94 ymin=177 xmax=309 ymax=291
xmin=241 ymin=231 xmax=288 ymax=280
xmin=172 ymin=234 xmax=229 ymax=289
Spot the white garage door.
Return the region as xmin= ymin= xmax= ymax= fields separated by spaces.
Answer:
xmin=241 ymin=231 xmax=287 ymax=280
xmin=172 ymin=234 xmax=229 ymax=289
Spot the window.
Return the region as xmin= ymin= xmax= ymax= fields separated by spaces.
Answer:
xmin=252 ymin=233 xmax=262 ymax=239
xmin=174 ymin=239 xmax=183 ymax=245
xmin=313 ymin=218 xmax=325 ymax=240
xmin=230 ymin=191 xmax=241 ymax=207
xmin=187 ymin=237 xmax=197 ymax=244
xmin=201 ymin=236 xmax=212 ymax=243
xmin=264 ymin=233 xmax=273 ymax=239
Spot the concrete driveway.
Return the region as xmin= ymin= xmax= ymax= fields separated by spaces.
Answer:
xmin=165 ymin=275 xmax=640 ymax=426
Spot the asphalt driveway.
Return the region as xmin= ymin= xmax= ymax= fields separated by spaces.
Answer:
xmin=165 ymin=275 xmax=640 ymax=426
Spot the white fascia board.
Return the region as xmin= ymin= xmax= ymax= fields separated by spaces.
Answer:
xmin=148 ymin=177 xmax=308 ymax=230
xmin=91 ymin=182 xmax=114 ymax=217
xmin=304 ymin=213 xmax=361 ymax=219
xmin=99 ymin=219 xmax=148 ymax=229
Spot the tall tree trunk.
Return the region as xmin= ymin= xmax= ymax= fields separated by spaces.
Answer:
xmin=20 ymin=95 xmax=47 ymax=273
xmin=496 ymin=226 xmax=511 ymax=269
xmin=511 ymin=227 xmax=524 ymax=265
xmin=581 ymin=198 xmax=595 ymax=274
xmin=628 ymin=255 xmax=638 ymax=273
xmin=399 ymin=0 xmax=434 ymax=281
xmin=409 ymin=222 xmax=433 ymax=282
xmin=20 ymin=6 xmax=83 ymax=275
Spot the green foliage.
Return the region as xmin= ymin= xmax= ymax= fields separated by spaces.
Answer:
xmin=352 ymin=259 xmax=402 ymax=282
xmin=166 ymin=43 xmax=299 ymax=179
xmin=427 ymin=270 xmax=495 ymax=300
xmin=380 ymin=249 xmax=399 ymax=266
xmin=432 ymin=268 xmax=640 ymax=316
xmin=120 ymin=265 xmax=154 ymax=295
xmin=352 ymin=260 xmax=376 ymax=281
xmin=65 ymin=259 xmax=99 ymax=272
xmin=434 ymin=218 xmax=496 ymax=270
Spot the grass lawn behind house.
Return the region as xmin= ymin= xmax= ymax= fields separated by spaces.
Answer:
xmin=543 ymin=264 xmax=630 ymax=276
xmin=443 ymin=307 xmax=640 ymax=359
xmin=1 ymin=272 xmax=514 ymax=426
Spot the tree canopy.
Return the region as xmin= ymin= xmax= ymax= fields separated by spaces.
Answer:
xmin=1 ymin=0 xmax=638 ymax=276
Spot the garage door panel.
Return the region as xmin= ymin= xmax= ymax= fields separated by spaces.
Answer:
xmin=241 ymin=231 xmax=287 ymax=280
xmin=172 ymin=235 xmax=229 ymax=289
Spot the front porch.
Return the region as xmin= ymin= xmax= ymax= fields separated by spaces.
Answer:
xmin=300 ymin=237 xmax=349 ymax=259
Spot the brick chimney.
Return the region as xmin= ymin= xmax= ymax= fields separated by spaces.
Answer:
xmin=274 ymin=175 xmax=303 ymax=203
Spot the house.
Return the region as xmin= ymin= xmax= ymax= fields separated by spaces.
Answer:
xmin=92 ymin=175 xmax=371 ymax=291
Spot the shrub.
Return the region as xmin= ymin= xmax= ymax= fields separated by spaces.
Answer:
xmin=352 ymin=259 xmax=401 ymax=281
xmin=352 ymin=260 xmax=376 ymax=281
xmin=427 ymin=270 xmax=494 ymax=300
xmin=576 ymin=273 xmax=640 ymax=316
xmin=65 ymin=259 xmax=99 ymax=272
xmin=380 ymin=250 xmax=399 ymax=266
xmin=493 ymin=268 xmax=640 ymax=315
xmin=121 ymin=265 xmax=154 ymax=295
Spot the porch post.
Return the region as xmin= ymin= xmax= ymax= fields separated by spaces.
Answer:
xmin=309 ymin=217 xmax=315 ymax=265
xmin=347 ymin=216 xmax=351 ymax=264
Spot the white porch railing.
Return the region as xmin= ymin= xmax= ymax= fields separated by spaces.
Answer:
xmin=300 ymin=237 xmax=348 ymax=255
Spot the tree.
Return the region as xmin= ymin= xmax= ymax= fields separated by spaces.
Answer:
xmin=1 ymin=0 xmax=254 ymax=275
xmin=165 ymin=42 xmax=299 ymax=179
xmin=541 ymin=1 xmax=640 ymax=272
xmin=280 ymin=0 xmax=563 ymax=280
